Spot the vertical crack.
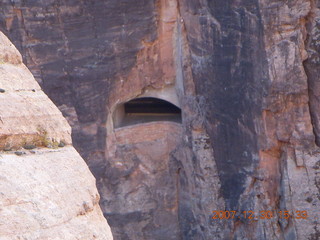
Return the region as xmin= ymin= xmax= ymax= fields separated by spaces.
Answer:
xmin=303 ymin=0 xmax=320 ymax=147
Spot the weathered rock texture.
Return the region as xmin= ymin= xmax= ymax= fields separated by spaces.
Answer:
xmin=0 ymin=32 xmax=71 ymax=150
xmin=1 ymin=0 xmax=320 ymax=239
xmin=0 ymin=32 xmax=113 ymax=240
xmin=102 ymin=122 xmax=183 ymax=239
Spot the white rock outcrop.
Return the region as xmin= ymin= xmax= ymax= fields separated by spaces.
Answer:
xmin=0 ymin=32 xmax=113 ymax=240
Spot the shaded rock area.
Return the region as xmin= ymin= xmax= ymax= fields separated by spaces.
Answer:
xmin=102 ymin=122 xmax=183 ymax=240
xmin=1 ymin=0 xmax=320 ymax=239
xmin=0 ymin=32 xmax=113 ymax=240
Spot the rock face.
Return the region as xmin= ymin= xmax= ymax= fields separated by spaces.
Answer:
xmin=0 ymin=32 xmax=113 ymax=240
xmin=0 ymin=32 xmax=71 ymax=150
xmin=1 ymin=0 xmax=320 ymax=239
xmin=102 ymin=122 xmax=182 ymax=239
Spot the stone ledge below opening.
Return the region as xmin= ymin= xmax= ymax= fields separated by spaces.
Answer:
xmin=114 ymin=121 xmax=182 ymax=145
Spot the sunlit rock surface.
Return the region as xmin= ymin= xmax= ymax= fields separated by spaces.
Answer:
xmin=1 ymin=1 xmax=320 ymax=239
xmin=0 ymin=32 xmax=113 ymax=240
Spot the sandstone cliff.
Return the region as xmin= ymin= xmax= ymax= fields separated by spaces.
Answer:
xmin=0 ymin=32 xmax=113 ymax=240
xmin=1 ymin=0 xmax=320 ymax=240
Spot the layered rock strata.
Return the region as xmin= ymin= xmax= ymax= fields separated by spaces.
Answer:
xmin=1 ymin=0 xmax=320 ymax=240
xmin=0 ymin=32 xmax=113 ymax=240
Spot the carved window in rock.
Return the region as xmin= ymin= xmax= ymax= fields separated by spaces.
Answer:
xmin=113 ymin=97 xmax=182 ymax=128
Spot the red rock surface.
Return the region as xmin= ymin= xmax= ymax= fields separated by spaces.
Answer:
xmin=1 ymin=0 xmax=320 ymax=239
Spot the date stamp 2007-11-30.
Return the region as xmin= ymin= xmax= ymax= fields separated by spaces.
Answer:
xmin=211 ymin=210 xmax=309 ymax=220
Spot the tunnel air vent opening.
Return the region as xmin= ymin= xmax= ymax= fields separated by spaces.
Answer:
xmin=113 ymin=97 xmax=182 ymax=128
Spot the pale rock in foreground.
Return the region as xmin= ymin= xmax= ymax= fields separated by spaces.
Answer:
xmin=0 ymin=32 xmax=113 ymax=240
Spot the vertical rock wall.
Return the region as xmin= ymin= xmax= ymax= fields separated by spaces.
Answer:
xmin=0 ymin=0 xmax=157 ymax=176
xmin=180 ymin=0 xmax=320 ymax=239
xmin=1 ymin=0 xmax=320 ymax=239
